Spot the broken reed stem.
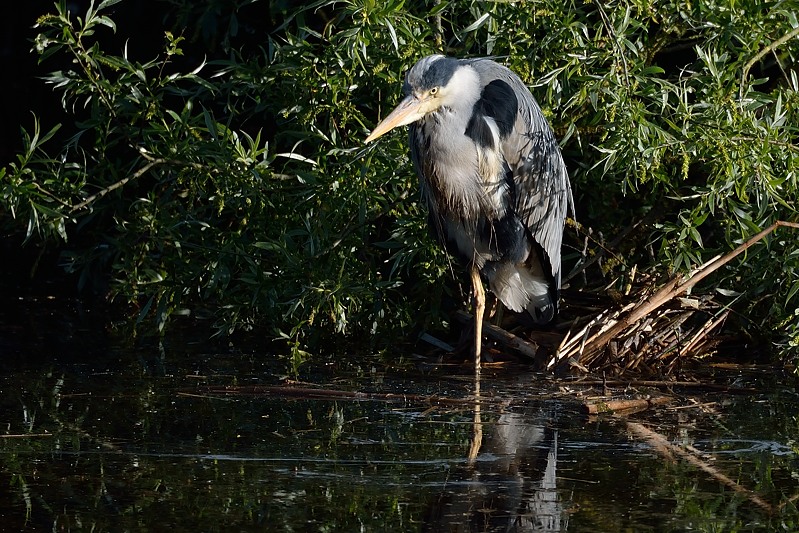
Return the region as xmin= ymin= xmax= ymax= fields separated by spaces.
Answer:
xmin=573 ymin=220 xmax=799 ymax=365
xmin=678 ymin=309 xmax=729 ymax=358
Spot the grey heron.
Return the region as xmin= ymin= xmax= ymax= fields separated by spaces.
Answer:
xmin=365 ymin=55 xmax=572 ymax=371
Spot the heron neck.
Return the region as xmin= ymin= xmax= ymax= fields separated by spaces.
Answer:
xmin=443 ymin=65 xmax=481 ymax=118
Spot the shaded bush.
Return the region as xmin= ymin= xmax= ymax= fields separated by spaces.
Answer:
xmin=2 ymin=0 xmax=798 ymax=366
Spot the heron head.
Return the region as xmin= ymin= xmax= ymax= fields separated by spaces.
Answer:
xmin=365 ymin=55 xmax=466 ymax=143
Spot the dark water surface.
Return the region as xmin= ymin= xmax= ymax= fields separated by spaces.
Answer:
xmin=1 ymin=298 xmax=799 ymax=532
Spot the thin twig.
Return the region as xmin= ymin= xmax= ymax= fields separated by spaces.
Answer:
xmin=433 ymin=0 xmax=443 ymax=49
xmin=595 ymin=2 xmax=630 ymax=86
xmin=31 ymin=182 xmax=73 ymax=208
xmin=70 ymin=157 xmax=166 ymax=213
xmin=70 ymin=148 xmax=209 ymax=214
xmin=565 ymin=209 xmax=660 ymax=283
xmin=741 ymin=26 xmax=799 ymax=98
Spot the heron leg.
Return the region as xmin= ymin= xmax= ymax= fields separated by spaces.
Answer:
xmin=468 ymin=265 xmax=484 ymax=464
xmin=470 ymin=265 xmax=484 ymax=376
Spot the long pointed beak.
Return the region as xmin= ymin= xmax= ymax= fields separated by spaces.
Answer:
xmin=365 ymin=95 xmax=425 ymax=143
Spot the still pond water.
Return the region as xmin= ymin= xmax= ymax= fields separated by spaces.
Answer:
xmin=1 ymin=298 xmax=799 ymax=532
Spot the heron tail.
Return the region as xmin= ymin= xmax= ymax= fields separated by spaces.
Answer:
xmin=487 ymin=262 xmax=555 ymax=324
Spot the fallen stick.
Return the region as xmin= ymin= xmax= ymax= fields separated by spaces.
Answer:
xmin=582 ymin=395 xmax=673 ymax=414
xmin=454 ymin=310 xmax=540 ymax=359
xmin=627 ymin=421 xmax=773 ymax=513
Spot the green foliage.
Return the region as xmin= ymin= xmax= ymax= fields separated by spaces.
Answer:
xmin=2 ymin=0 xmax=799 ymax=364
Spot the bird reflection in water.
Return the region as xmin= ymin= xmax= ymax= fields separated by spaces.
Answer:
xmin=424 ymin=411 xmax=564 ymax=532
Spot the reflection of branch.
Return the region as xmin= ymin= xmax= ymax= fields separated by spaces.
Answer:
xmin=187 ymin=384 xmax=505 ymax=407
xmin=51 ymin=415 xmax=121 ymax=452
xmin=627 ymin=421 xmax=773 ymax=513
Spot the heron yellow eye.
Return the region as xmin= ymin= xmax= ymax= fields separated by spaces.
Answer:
xmin=430 ymin=87 xmax=439 ymax=96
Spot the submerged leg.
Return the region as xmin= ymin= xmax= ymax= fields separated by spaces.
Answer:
xmin=470 ymin=265 xmax=484 ymax=376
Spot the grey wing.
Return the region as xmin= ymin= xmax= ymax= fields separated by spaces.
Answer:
xmin=466 ymin=58 xmax=571 ymax=287
xmin=501 ymin=71 xmax=572 ymax=288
